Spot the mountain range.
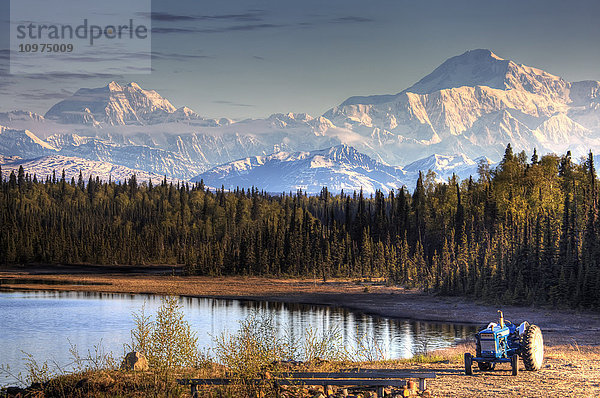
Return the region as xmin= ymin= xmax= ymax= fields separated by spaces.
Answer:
xmin=192 ymin=145 xmax=486 ymax=193
xmin=1 ymin=49 xmax=598 ymax=193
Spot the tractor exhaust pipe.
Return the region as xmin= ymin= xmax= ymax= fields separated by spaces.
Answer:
xmin=498 ymin=310 xmax=504 ymax=328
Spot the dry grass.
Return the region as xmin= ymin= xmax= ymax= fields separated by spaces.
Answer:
xmin=406 ymin=343 xmax=600 ymax=397
xmin=13 ymin=369 xmax=196 ymax=398
xmin=4 ymin=344 xmax=600 ymax=397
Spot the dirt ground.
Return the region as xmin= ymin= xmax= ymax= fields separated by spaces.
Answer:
xmin=404 ymin=344 xmax=600 ymax=397
xmin=1 ymin=265 xmax=599 ymax=397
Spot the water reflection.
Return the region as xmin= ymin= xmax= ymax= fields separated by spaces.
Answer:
xmin=0 ymin=291 xmax=476 ymax=377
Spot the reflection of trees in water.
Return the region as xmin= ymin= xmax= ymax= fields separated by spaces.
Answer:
xmin=208 ymin=298 xmax=477 ymax=359
xmin=11 ymin=292 xmax=476 ymax=359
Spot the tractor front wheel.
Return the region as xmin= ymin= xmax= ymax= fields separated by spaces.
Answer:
xmin=464 ymin=353 xmax=473 ymax=375
xmin=521 ymin=324 xmax=544 ymax=371
xmin=511 ymin=354 xmax=519 ymax=376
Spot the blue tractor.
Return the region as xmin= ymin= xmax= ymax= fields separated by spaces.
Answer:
xmin=464 ymin=311 xmax=544 ymax=376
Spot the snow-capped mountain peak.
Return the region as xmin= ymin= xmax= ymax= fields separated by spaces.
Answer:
xmin=408 ymin=48 xmax=568 ymax=98
xmin=339 ymin=49 xmax=569 ymax=107
xmin=44 ymin=81 xmax=196 ymax=126
xmin=404 ymin=153 xmax=475 ymax=174
xmin=107 ymin=80 xmax=123 ymax=91
xmin=323 ymin=48 xmax=592 ymax=164
xmin=405 ymin=49 xmax=512 ymax=95
xmin=320 ymin=144 xmax=377 ymax=165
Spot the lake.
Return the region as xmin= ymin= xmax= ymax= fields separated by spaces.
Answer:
xmin=0 ymin=290 xmax=476 ymax=379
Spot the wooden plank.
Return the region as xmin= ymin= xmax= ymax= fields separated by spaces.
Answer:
xmin=342 ymin=368 xmax=407 ymax=371
xmin=343 ymin=368 xmax=435 ymax=373
xmin=342 ymin=369 xmax=437 ymax=377
xmin=212 ymin=371 xmax=436 ymax=380
xmin=178 ymin=379 xmax=233 ymax=385
xmin=179 ymin=378 xmax=407 ymax=387
xmin=274 ymin=379 xmax=407 ymax=387
xmin=180 ymin=378 xmax=287 ymax=386
xmin=277 ymin=371 xmax=436 ymax=379
xmin=178 ymin=372 xmax=436 ymax=389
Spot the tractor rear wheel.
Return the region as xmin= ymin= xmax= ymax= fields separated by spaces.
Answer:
xmin=464 ymin=353 xmax=473 ymax=375
xmin=521 ymin=324 xmax=544 ymax=371
xmin=478 ymin=362 xmax=495 ymax=371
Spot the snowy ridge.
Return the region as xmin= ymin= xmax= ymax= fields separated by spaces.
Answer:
xmin=0 ymin=110 xmax=45 ymax=123
xmin=192 ymin=145 xmax=485 ymax=193
xmin=192 ymin=145 xmax=407 ymax=194
xmin=0 ymin=125 xmax=57 ymax=159
xmin=0 ymin=155 xmax=175 ymax=183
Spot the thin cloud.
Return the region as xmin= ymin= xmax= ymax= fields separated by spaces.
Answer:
xmin=205 ymin=12 xmax=265 ymax=22
xmin=21 ymin=72 xmax=121 ymax=80
xmin=141 ymin=11 xmax=265 ymax=23
xmin=146 ymin=12 xmax=195 ymax=22
xmin=213 ymin=100 xmax=254 ymax=108
xmin=152 ymin=52 xmax=211 ymax=61
xmin=221 ymin=23 xmax=281 ymax=32
xmin=147 ymin=10 xmax=374 ymax=36
xmin=17 ymin=88 xmax=74 ymax=101
xmin=331 ymin=16 xmax=374 ymax=23
xmin=151 ymin=27 xmax=197 ymax=34
xmin=152 ymin=23 xmax=282 ymax=35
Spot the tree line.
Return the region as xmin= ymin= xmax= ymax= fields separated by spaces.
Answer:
xmin=1 ymin=144 xmax=599 ymax=308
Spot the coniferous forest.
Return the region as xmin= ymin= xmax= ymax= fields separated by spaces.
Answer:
xmin=1 ymin=145 xmax=599 ymax=308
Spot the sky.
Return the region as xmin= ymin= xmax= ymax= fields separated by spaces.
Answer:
xmin=1 ymin=0 xmax=600 ymax=119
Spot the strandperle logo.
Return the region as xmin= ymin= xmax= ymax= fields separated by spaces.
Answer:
xmin=15 ymin=19 xmax=149 ymax=46
xmin=10 ymin=0 xmax=151 ymax=75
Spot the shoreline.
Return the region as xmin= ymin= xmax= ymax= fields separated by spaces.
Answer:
xmin=1 ymin=284 xmax=481 ymax=329
xmin=1 ymin=267 xmax=598 ymax=346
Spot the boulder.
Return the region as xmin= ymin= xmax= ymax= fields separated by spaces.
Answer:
xmin=121 ymin=351 xmax=149 ymax=371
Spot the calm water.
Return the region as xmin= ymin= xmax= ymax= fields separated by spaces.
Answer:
xmin=0 ymin=291 xmax=475 ymax=377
